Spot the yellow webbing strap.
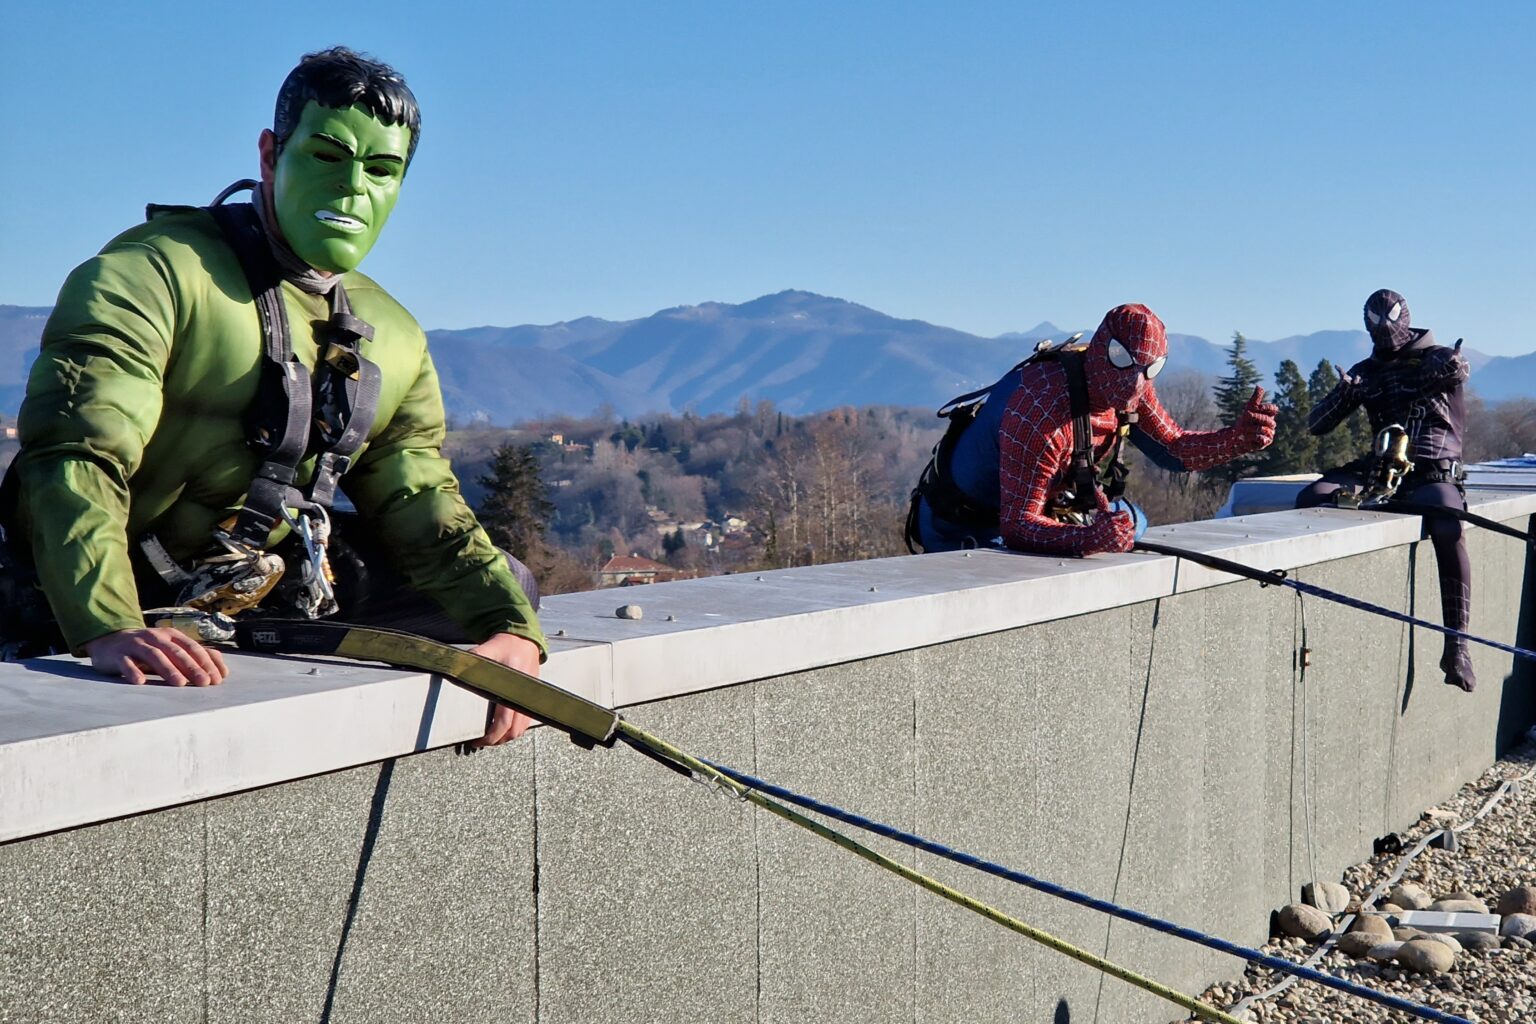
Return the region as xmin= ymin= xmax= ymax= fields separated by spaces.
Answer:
xmin=617 ymin=720 xmax=1244 ymax=1024
xmin=235 ymin=619 xmax=1239 ymax=1020
xmin=233 ymin=620 xmax=618 ymax=744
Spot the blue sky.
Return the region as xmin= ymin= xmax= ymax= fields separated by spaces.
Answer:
xmin=3 ymin=2 xmax=1534 ymax=353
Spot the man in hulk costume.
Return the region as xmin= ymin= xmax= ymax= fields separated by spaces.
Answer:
xmin=0 ymin=48 xmax=542 ymax=746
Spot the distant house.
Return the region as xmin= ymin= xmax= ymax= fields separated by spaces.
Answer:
xmin=545 ymin=432 xmax=591 ymax=458
xmin=598 ymin=554 xmax=681 ymax=587
xmin=678 ymin=522 xmax=714 ymax=548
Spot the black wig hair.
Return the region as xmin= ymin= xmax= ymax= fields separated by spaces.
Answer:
xmin=273 ymin=47 xmax=420 ymax=165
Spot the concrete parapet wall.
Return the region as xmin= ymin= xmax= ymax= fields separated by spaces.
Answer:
xmin=3 ymin=496 xmax=1535 ymax=1024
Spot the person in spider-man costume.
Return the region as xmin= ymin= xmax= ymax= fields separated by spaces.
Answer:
xmin=916 ymin=303 xmax=1276 ymax=556
xmin=1295 ymin=289 xmax=1476 ymax=692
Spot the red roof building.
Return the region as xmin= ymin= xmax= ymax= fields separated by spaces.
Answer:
xmin=598 ymin=554 xmax=681 ymax=587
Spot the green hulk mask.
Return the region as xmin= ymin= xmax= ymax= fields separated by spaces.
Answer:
xmin=266 ymin=102 xmax=412 ymax=273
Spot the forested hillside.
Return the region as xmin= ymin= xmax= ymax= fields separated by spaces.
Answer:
xmin=455 ymin=342 xmax=1536 ymax=596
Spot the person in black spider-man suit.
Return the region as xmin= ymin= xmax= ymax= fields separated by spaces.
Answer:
xmin=1296 ymin=288 xmax=1476 ymax=692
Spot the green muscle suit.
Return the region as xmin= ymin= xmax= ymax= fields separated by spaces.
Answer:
xmin=11 ymin=207 xmax=546 ymax=658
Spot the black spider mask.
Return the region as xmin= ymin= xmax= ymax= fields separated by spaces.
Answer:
xmin=1364 ymin=288 xmax=1412 ymax=355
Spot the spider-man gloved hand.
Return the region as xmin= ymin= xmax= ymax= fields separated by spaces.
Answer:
xmin=1234 ymin=387 xmax=1278 ymax=451
xmin=1417 ymin=343 xmax=1470 ymax=394
xmin=1080 ymin=506 xmax=1136 ymax=555
xmin=1333 ymin=362 xmax=1364 ymax=394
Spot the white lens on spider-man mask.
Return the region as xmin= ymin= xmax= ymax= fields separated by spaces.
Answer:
xmin=1108 ymin=338 xmax=1165 ymax=379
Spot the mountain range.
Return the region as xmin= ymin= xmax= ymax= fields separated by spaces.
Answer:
xmin=3 ymin=292 xmax=1531 ymax=424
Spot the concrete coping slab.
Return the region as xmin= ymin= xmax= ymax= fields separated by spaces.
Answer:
xmin=1 ymin=490 xmax=1532 ymax=844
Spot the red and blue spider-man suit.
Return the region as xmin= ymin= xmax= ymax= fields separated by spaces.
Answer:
xmin=996 ymin=304 xmax=1277 ymax=555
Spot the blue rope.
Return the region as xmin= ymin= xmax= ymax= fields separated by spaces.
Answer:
xmin=1135 ymin=539 xmax=1536 ymax=664
xmin=701 ymin=759 xmax=1472 ymax=1024
xmin=1282 ymin=575 xmax=1536 ymax=662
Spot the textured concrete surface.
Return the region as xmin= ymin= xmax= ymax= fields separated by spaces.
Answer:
xmin=0 ymin=804 xmax=204 ymax=1024
xmin=911 ymin=621 xmax=1050 ymax=1023
xmin=535 ymin=686 xmax=758 ymax=1024
xmin=754 ymin=654 xmax=919 ymax=1024
xmin=1 ymin=508 xmax=1533 ymax=1023
xmin=204 ymin=742 xmax=537 ymax=1024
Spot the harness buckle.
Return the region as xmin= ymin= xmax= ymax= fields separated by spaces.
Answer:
xmin=323 ymin=341 xmax=362 ymax=380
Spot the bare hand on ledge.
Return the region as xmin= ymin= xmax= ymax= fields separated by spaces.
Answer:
xmin=468 ymin=632 xmax=543 ymax=747
xmin=83 ymin=627 xmax=230 ymax=687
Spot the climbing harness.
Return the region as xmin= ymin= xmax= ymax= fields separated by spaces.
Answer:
xmin=137 ymin=181 xmax=382 ymax=621
xmin=236 ymin=620 xmax=1472 ymax=1024
xmin=139 ymin=530 xmax=287 ymax=618
xmin=1051 ymin=342 xmax=1138 ymax=524
xmin=1333 ymin=424 xmax=1414 ymax=508
xmin=1133 ymin=539 xmax=1536 ymax=665
xmin=905 ymin=333 xmax=1139 ymax=551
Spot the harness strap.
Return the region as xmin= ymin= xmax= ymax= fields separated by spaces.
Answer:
xmin=309 ymin=287 xmax=384 ymax=507
xmin=1060 ymin=350 xmax=1098 ymax=511
xmin=199 ymin=191 xmax=384 ymax=546
xmin=205 ymin=199 xmax=316 ymax=550
xmin=908 ymin=339 xmax=1136 ymax=549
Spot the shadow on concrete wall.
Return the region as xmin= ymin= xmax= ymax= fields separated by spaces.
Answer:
xmin=1091 ymin=599 xmax=1161 ymax=1024
xmin=320 ymin=758 xmax=396 ymax=1024
xmin=1401 ymin=544 xmax=1419 ymax=715
xmin=319 ymin=680 xmax=439 ymax=1022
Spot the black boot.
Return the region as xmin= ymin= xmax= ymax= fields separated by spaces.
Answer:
xmin=1441 ymin=642 xmax=1476 ymax=693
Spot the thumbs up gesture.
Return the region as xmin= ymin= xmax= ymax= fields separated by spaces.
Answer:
xmin=1236 ymin=387 xmax=1278 ymax=451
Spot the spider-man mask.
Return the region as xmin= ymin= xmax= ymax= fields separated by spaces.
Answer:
xmin=1364 ymin=289 xmax=1412 ymax=355
xmin=1085 ymin=303 xmax=1168 ymax=411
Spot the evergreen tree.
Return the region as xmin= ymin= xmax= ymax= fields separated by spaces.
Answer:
xmin=1213 ymin=332 xmax=1262 ymax=420
xmin=1259 ymin=359 xmax=1316 ymax=474
xmin=475 ymin=442 xmax=554 ymax=561
xmin=1210 ymin=332 xmax=1265 ymax=482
